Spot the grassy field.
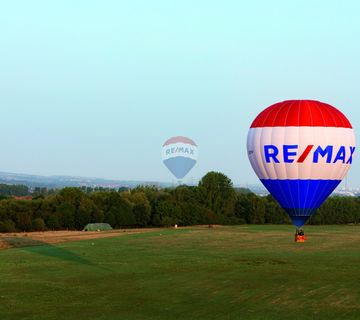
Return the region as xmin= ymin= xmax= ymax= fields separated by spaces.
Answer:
xmin=0 ymin=225 xmax=359 ymax=320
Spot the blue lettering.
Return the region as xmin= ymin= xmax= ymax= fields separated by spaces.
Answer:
xmin=313 ymin=146 xmax=333 ymax=163
xmin=346 ymin=146 xmax=356 ymax=164
xmin=264 ymin=145 xmax=280 ymax=163
xmin=333 ymin=146 xmax=346 ymax=163
xmin=263 ymin=144 xmax=354 ymax=164
xmin=283 ymin=145 xmax=298 ymax=163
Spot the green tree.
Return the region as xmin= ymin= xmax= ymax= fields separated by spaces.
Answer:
xmin=75 ymin=197 xmax=97 ymax=229
xmin=127 ymin=192 xmax=151 ymax=227
xmin=116 ymin=197 xmax=136 ymax=227
xmin=199 ymin=172 xmax=237 ymax=218
xmin=248 ymin=196 xmax=266 ymax=224
xmin=104 ymin=210 xmax=116 ymax=227
xmin=47 ymin=214 xmax=61 ymax=230
xmin=156 ymin=200 xmax=182 ymax=226
xmin=56 ymin=203 xmax=75 ymax=229
xmin=32 ymin=218 xmax=46 ymax=231
xmin=9 ymin=201 xmax=33 ymax=231
xmin=0 ymin=184 xmax=29 ymax=196
xmin=264 ymin=195 xmax=290 ymax=224
xmin=0 ymin=219 xmax=16 ymax=232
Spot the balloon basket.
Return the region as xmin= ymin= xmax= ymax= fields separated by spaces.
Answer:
xmin=295 ymin=236 xmax=306 ymax=243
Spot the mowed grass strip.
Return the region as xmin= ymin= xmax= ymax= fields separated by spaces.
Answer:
xmin=0 ymin=225 xmax=359 ymax=320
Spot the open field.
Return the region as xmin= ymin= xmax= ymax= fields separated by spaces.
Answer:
xmin=0 ymin=228 xmax=159 ymax=250
xmin=0 ymin=225 xmax=359 ymax=320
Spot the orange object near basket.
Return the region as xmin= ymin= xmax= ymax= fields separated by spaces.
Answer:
xmin=295 ymin=235 xmax=305 ymax=243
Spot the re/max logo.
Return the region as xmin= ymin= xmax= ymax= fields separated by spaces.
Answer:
xmin=264 ymin=145 xmax=356 ymax=164
xmin=166 ymin=147 xmax=195 ymax=156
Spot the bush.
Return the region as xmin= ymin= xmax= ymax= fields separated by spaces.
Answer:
xmin=32 ymin=218 xmax=46 ymax=231
xmin=47 ymin=215 xmax=60 ymax=230
xmin=16 ymin=211 xmax=32 ymax=231
xmin=0 ymin=220 xmax=16 ymax=232
xmin=161 ymin=216 xmax=177 ymax=227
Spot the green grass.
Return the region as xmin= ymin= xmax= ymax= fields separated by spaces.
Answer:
xmin=0 ymin=225 xmax=359 ymax=320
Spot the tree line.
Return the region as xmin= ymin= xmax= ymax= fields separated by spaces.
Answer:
xmin=0 ymin=172 xmax=359 ymax=232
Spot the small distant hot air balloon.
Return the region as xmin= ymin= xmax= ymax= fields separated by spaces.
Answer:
xmin=247 ymin=100 xmax=356 ymax=235
xmin=162 ymin=136 xmax=198 ymax=181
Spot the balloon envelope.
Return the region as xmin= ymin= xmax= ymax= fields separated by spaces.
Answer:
xmin=162 ymin=136 xmax=198 ymax=180
xmin=247 ymin=100 xmax=356 ymax=227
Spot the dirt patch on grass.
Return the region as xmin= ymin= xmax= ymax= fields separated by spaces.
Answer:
xmin=0 ymin=228 xmax=159 ymax=250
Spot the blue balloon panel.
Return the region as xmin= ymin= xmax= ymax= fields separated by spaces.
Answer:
xmin=260 ymin=179 xmax=341 ymax=227
xmin=163 ymin=157 xmax=197 ymax=180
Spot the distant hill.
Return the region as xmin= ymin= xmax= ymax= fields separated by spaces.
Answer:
xmin=0 ymin=171 xmax=353 ymax=196
xmin=0 ymin=171 xmax=287 ymax=196
xmin=0 ymin=171 xmax=172 ymax=189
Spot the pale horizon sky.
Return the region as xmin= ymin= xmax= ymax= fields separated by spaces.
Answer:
xmin=0 ymin=1 xmax=359 ymax=187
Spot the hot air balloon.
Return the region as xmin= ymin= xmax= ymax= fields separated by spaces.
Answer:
xmin=247 ymin=100 xmax=356 ymax=235
xmin=162 ymin=136 xmax=198 ymax=181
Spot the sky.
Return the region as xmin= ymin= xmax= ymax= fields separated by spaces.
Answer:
xmin=0 ymin=1 xmax=359 ymax=187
